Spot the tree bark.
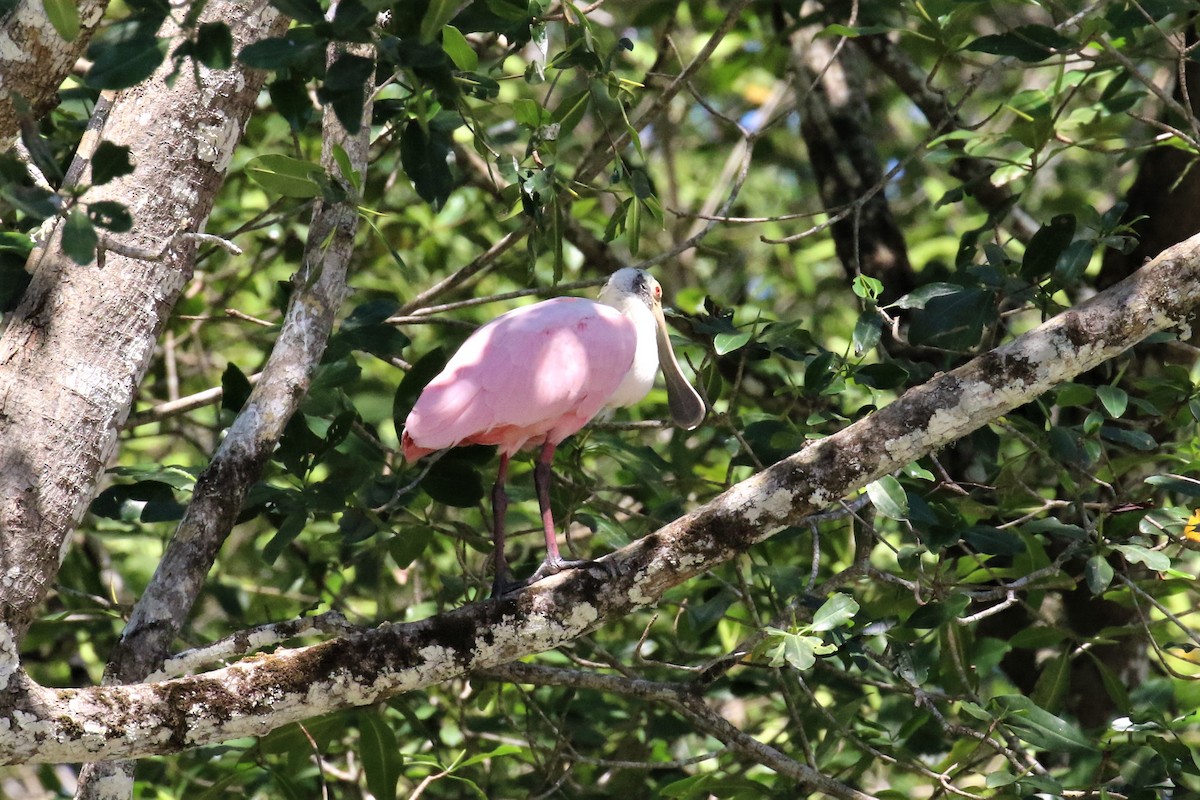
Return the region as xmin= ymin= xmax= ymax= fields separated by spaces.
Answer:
xmin=794 ymin=18 xmax=915 ymax=303
xmin=0 ymin=0 xmax=283 ymax=642
xmin=75 ymin=28 xmax=370 ymax=800
xmin=1 ymin=228 xmax=1197 ymax=765
xmin=0 ymin=0 xmax=109 ymax=143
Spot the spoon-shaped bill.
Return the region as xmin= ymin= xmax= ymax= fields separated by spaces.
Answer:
xmin=651 ymin=303 xmax=705 ymax=430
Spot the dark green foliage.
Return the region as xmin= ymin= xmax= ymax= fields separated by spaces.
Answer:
xmin=13 ymin=0 xmax=1200 ymax=797
xmin=85 ymin=19 xmax=168 ymax=90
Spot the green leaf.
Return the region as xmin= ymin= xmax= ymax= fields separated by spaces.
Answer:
xmin=262 ymin=512 xmax=308 ymax=564
xmin=456 ymin=744 xmax=524 ymax=768
xmin=713 ymin=329 xmax=751 ymax=355
xmin=44 ymin=0 xmax=80 ymax=41
xmin=400 ymin=120 xmax=454 ymax=207
xmin=906 ymin=594 xmax=971 ymax=628
xmin=331 ymin=143 xmax=360 ymax=193
xmin=854 ymin=362 xmax=909 ymax=390
xmin=851 ymin=274 xmax=883 ymax=300
xmin=762 ymin=629 xmax=819 ymax=671
xmin=420 ymin=0 xmax=461 ymax=43
xmin=963 ymin=525 xmax=1026 ymax=555
xmin=1097 ymin=385 xmax=1128 ymax=418
xmin=1055 ymin=382 xmax=1093 ymax=407
xmin=269 ymin=0 xmax=324 ymax=24
xmin=388 ymin=527 xmax=434 ymax=569
xmin=87 ymin=201 xmax=132 ymax=233
xmin=422 ymin=458 xmax=485 ymax=508
xmin=1053 ymin=239 xmax=1094 ymax=286
xmin=866 ymin=476 xmax=908 ymax=520
xmin=852 ymin=311 xmax=882 ymax=355
xmin=238 ymin=33 xmax=326 ymax=71
xmin=1085 ymin=555 xmax=1114 ymax=594
xmin=809 ymin=594 xmax=858 ymax=632
xmin=1 ymin=184 xmax=58 ymax=219
xmin=394 ymin=348 xmax=447 ymax=437
xmin=86 ymin=24 xmax=166 ymax=90
xmin=1099 ymin=425 xmax=1157 ymax=451
xmin=888 ymin=282 xmax=961 ymax=310
xmin=221 ymin=363 xmax=253 ymax=413
xmin=317 ymin=53 xmax=375 ymax=135
xmin=442 ymin=25 xmax=478 ymax=70
xmin=1030 ymin=653 xmax=1070 ymax=711
xmin=192 ymin=21 xmax=233 ymax=69
xmin=1145 ymin=474 xmax=1200 ymax=498
xmin=512 ymin=97 xmax=544 ymax=128
xmin=1113 ymin=543 xmax=1170 ymax=572
xmin=62 ymin=208 xmax=98 ymax=265
xmin=91 ymin=141 xmax=135 ymax=186
xmin=803 ymin=350 xmax=835 ymax=392
xmin=552 ymin=89 xmax=590 ymax=132
xmin=245 ymin=153 xmax=324 ymax=198
xmin=907 ymin=286 xmax=994 ymax=349
xmin=991 ymin=695 xmax=1097 ymax=753
xmin=91 ymin=480 xmax=184 ymax=523
xmin=966 ymin=25 xmax=1074 ymax=63
xmin=358 ymin=711 xmax=401 ymax=800
xmin=1021 ymin=214 xmax=1076 ymax=280
xmin=1022 ymin=518 xmax=1085 ymax=539
xmin=269 ymin=77 xmax=315 ymax=131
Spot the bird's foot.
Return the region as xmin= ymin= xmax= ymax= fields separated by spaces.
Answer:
xmin=491 ymin=568 xmax=519 ymax=598
xmin=493 ymin=555 xmax=622 ymax=596
xmin=528 ymin=554 xmax=591 ymax=583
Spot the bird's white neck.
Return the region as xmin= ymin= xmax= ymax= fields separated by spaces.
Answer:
xmin=601 ymin=286 xmax=660 ymax=409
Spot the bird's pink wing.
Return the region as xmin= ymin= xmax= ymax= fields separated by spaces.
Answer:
xmin=402 ymin=298 xmax=637 ymax=459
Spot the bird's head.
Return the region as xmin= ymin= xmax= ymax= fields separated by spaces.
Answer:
xmin=600 ymin=267 xmax=659 ymax=309
xmin=600 ymin=268 xmax=705 ymax=430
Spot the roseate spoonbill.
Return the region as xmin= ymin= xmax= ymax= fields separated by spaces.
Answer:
xmin=401 ymin=268 xmax=705 ymax=594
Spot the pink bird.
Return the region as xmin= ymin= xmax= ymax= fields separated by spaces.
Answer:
xmin=402 ymin=268 xmax=705 ymax=594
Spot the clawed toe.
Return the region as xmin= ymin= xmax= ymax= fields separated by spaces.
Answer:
xmin=529 ymin=555 xmax=590 ymax=582
xmin=491 ymin=555 xmax=615 ymax=596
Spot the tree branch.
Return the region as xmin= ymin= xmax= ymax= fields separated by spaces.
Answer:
xmin=2 ymin=230 xmax=1198 ymax=765
xmin=0 ymin=0 xmax=109 ymax=144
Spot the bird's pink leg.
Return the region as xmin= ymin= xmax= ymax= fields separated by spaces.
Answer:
xmin=495 ymin=441 xmax=620 ymax=594
xmin=491 ymin=453 xmax=514 ymax=596
xmin=535 ymin=441 xmax=562 ymax=562
xmin=528 ymin=440 xmax=589 ymax=582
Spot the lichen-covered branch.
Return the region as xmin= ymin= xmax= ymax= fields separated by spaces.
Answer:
xmin=100 ymin=34 xmax=370 ymax=690
xmin=2 ymin=231 xmax=1198 ymax=766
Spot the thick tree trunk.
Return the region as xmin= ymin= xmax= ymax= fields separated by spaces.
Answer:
xmin=0 ymin=0 xmax=284 ymax=642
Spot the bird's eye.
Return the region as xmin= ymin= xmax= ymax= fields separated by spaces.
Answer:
xmin=653 ymin=284 xmax=662 ymax=300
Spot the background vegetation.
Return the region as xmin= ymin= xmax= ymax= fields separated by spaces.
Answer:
xmin=4 ymin=0 xmax=1200 ymax=797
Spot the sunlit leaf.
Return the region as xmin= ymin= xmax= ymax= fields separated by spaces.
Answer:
xmin=245 ymin=153 xmax=324 ymax=198
xmin=809 ymin=593 xmax=858 ymax=632
xmin=44 ymin=0 xmax=80 ymax=42
xmin=442 ymin=25 xmax=478 ymax=70
xmin=866 ymin=476 xmax=908 ymax=520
